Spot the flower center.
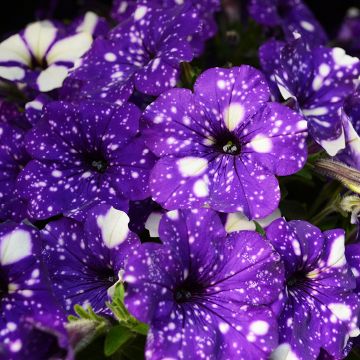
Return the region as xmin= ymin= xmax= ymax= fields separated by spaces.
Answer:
xmin=214 ymin=132 xmax=242 ymax=155
xmin=83 ymin=152 xmax=108 ymax=174
xmin=286 ymin=270 xmax=307 ymax=288
xmin=174 ymin=279 xmax=203 ymax=304
xmin=0 ymin=271 xmax=8 ymax=300
xmin=91 ymin=159 xmax=108 ymax=173
xmin=31 ymin=56 xmax=48 ymax=71
xmin=175 ymin=289 xmax=192 ymax=303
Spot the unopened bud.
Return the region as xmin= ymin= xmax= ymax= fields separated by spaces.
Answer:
xmin=314 ymin=158 xmax=360 ymax=194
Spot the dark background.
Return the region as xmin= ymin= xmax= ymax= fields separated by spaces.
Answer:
xmin=1 ymin=0 xmax=360 ymax=39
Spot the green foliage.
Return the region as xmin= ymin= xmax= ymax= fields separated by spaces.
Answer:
xmin=69 ymin=283 xmax=149 ymax=360
xmin=104 ymin=325 xmax=134 ymax=357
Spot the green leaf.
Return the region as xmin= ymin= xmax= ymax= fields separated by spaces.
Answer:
xmin=132 ymin=323 xmax=149 ymax=336
xmin=113 ymin=282 xmax=125 ymax=304
xmin=74 ymin=304 xmax=91 ymax=319
xmin=104 ymin=325 xmax=133 ymax=357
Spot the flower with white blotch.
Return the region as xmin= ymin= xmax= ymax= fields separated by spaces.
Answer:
xmin=0 ymin=12 xmax=105 ymax=93
xmin=0 ymin=222 xmax=70 ymax=359
xmin=41 ymin=204 xmax=139 ymax=314
xmin=17 ymin=100 xmax=156 ymax=220
xmin=266 ymin=218 xmax=360 ymax=360
xmin=260 ymin=38 xmax=360 ymax=156
xmin=142 ymin=65 xmax=308 ymax=219
xmin=65 ymin=2 xmax=202 ymax=103
xmin=124 ymin=209 xmax=284 ymax=360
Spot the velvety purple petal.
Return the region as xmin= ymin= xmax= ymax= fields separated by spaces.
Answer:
xmin=243 ymin=102 xmax=308 ymax=176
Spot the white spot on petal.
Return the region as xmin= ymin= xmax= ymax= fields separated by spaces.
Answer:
xmin=0 ymin=229 xmax=32 ymax=266
xmin=300 ymin=20 xmax=315 ymax=32
xmin=193 ymin=179 xmax=209 ymax=197
xmin=96 ymin=207 xmax=130 ymax=249
xmin=250 ymin=134 xmax=273 ymax=153
xmin=219 ymin=322 xmax=230 ymax=334
xmin=223 ymin=103 xmax=245 ymax=131
xmin=250 ymin=320 xmax=269 ymax=335
xmin=327 ymin=234 xmax=346 ymax=268
xmin=134 ymin=6 xmax=147 ymax=20
xmin=177 ymin=157 xmax=208 ymax=177
xmin=270 ymin=343 xmax=299 ymax=360
xmin=332 ymin=47 xmax=359 ymax=67
xmin=328 ymin=303 xmax=351 ymax=321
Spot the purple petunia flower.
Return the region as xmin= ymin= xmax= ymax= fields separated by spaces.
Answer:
xmin=0 ymin=222 xmax=71 ymax=359
xmin=266 ymin=218 xmax=360 ymax=360
xmin=248 ymin=0 xmax=328 ymax=46
xmin=17 ymin=100 xmax=155 ymax=220
xmin=124 ymin=209 xmax=284 ymax=359
xmin=0 ymin=122 xmax=29 ymax=222
xmin=41 ymin=204 xmax=139 ymax=314
xmin=142 ymin=65 xmax=307 ymax=219
xmin=111 ymin=0 xmax=219 ymax=55
xmin=260 ymin=38 xmax=360 ymax=156
xmin=0 ymin=18 xmax=95 ymax=93
xmin=65 ymin=2 xmax=202 ymax=103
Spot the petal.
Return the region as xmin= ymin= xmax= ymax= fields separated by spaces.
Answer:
xmin=194 ymin=66 xmax=270 ymax=132
xmin=209 ymin=155 xmax=280 ymax=218
xmin=244 ymin=102 xmax=308 ymax=176
xmin=150 ymin=155 xmax=210 ymax=210
xmin=36 ymin=64 xmax=69 ymax=92
xmin=46 ymin=32 xmax=92 ymax=64
xmin=23 ymin=21 xmax=57 ymax=63
xmin=142 ymin=88 xmax=207 ymax=157
xmin=134 ymin=57 xmax=179 ymax=96
xmin=0 ymin=65 xmax=26 ymax=81
xmin=0 ymin=34 xmax=31 ymax=65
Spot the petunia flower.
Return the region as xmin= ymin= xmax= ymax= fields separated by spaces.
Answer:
xmin=65 ymin=2 xmax=202 ymax=103
xmin=142 ymin=65 xmax=307 ymax=219
xmin=17 ymin=100 xmax=156 ymax=220
xmin=266 ymin=218 xmax=360 ymax=360
xmin=124 ymin=209 xmax=284 ymax=359
xmin=261 ymin=38 xmax=360 ymax=156
xmin=41 ymin=204 xmax=140 ymax=314
xmin=0 ymin=122 xmax=29 ymax=222
xmin=248 ymin=0 xmax=328 ymax=46
xmin=0 ymin=18 xmax=94 ymax=93
xmin=0 ymin=222 xmax=71 ymax=359
xmin=110 ymin=0 xmax=219 ymax=55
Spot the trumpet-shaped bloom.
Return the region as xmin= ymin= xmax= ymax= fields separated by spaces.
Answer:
xmin=17 ymin=100 xmax=155 ymax=220
xmin=0 ymin=18 xmax=95 ymax=92
xmin=266 ymin=219 xmax=360 ymax=360
xmin=142 ymin=65 xmax=307 ymax=219
xmin=42 ymin=204 xmax=140 ymax=314
xmin=125 ymin=209 xmax=284 ymax=359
